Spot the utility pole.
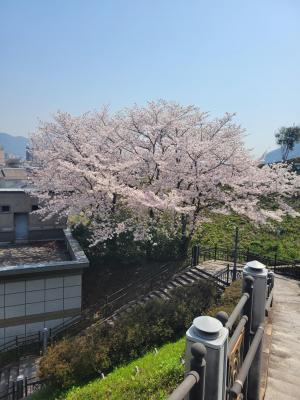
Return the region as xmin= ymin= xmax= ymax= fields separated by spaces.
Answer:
xmin=233 ymin=227 xmax=239 ymax=281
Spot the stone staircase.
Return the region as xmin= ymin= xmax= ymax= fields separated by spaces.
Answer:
xmin=108 ymin=261 xmax=228 ymax=322
xmin=0 ymin=356 xmax=39 ymax=399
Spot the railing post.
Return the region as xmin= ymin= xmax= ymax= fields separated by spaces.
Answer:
xmin=191 ymin=245 xmax=197 ymax=267
xmin=42 ymin=327 xmax=49 ymax=355
xmin=190 ymin=343 xmax=206 ymax=400
xmin=242 ymin=260 xmax=268 ymax=400
xmin=16 ymin=375 xmax=24 ymax=399
xmin=186 ymin=316 xmax=229 ymax=400
xmin=24 ymin=376 xmax=28 ymax=397
xmin=274 ymin=252 xmax=277 ymax=272
xmin=196 ymin=245 xmax=200 ymax=265
xmin=12 ymin=381 xmax=16 ymax=400
xmin=232 ymin=227 xmax=239 ymax=281
xmin=246 ymin=247 xmax=250 ymax=262
xmin=214 ymin=244 xmax=217 ymax=261
xmin=226 ymin=264 xmax=230 ymax=284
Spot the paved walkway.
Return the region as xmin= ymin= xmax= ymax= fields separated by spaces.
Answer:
xmin=264 ymin=275 xmax=300 ymax=400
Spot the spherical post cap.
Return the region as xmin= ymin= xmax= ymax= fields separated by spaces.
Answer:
xmin=191 ymin=342 xmax=207 ymax=360
xmin=245 ymin=275 xmax=254 ymax=284
xmin=215 ymin=311 xmax=229 ymax=326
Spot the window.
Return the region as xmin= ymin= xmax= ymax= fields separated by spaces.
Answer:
xmin=31 ymin=205 xmax=39 ymax=211
xmin=1 ymin=205 xmax=10 ymax=212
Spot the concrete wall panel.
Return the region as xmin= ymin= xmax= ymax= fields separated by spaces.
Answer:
xmin=64 ymin=275 xmax=81 ymax=287
xmin=5 ymin=324 xmax=25 ymax=338
xmin=64 ymin=297 xmax=81 ymax=310
xmin=26 ymin=302 xmax=45 ymax=315
xmin=45 ymin=277 xmax=63 ymax=289
xmin=64 ymin=285 xmax=81 ymax=299
xmin=26 ymin=279 xmax=44 ymax=291
xmin=45 ymin=299 xmax=63 ymax=313
xmin=45 ymin=288 xmax=63 ymax=301
xmin=5 ymin=292 xmax=25 ymax=307
xmin=5 ymin=305 xmax=25 ymax=318
xmin=26 ymin=290 xmax=44 ymax=304
xmin=5 ymin=281 xmax=25 ymax=294
xmin=26 ymin=321 xmax=44 ymax=334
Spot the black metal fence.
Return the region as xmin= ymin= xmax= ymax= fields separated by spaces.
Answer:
xmin=0 ymin=376 xmax=45 ymax=400
xmin=191 ymin=244 xmax=300 ymax=279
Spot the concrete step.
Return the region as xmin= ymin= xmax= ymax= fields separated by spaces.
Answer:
xmin=168 ymin=280 xmax=181 ymax=289
xmin=154 ymin=289 xmax=170 ymax=300
xmin=185 ymin=270 xmax=202 ymax=281
xmin=174 ymin=277 xmax=188 ymax=286
xmin=179 ymin=274 xmax=195 ymax=284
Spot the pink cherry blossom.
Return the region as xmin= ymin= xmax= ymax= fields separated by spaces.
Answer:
xmin=29 ymin=100 xmax=300 ymax=246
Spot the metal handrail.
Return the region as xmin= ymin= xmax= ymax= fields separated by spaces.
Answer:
xmin=225 ymin=293 xmax=249 ymax=331
xmin=168 ymin=371 xmax=200 ymax=400
xmin=228 ymin=323 xmax=265 ymax=399
xmin=228 ymin=315 xmax=248 ymax=355
xmin=194 ymin=245 xmax=300 ymax=268
xmin=168 ymin=343 xmax=206 ymax=400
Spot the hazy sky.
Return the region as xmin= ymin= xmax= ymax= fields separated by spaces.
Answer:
xmin=1 ymin=0 xmax=299 ymax=156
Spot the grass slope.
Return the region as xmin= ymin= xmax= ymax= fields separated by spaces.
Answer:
xmin=193 ymin=211 xmax=300 ymax=259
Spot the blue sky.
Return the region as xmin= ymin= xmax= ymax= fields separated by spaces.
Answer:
xmin=1 ymin=0 xmax=299 ymax=156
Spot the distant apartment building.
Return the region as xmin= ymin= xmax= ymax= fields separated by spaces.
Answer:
xmin=0 ymin=146 xmax=29 ymax=189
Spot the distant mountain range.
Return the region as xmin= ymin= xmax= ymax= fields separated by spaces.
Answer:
xmin=0 ymin=132 xmax=28 ymax=158
xmin=263 ymin=143 xmax=300 ymax=163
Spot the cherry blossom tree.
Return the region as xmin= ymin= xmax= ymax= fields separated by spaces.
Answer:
xmin=30 ymin=100 xmax=300 ymax=256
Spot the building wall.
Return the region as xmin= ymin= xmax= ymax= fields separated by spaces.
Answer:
xmin=0 ymin=273 xmax=82 ymax=345
xmin=0 ymin=191 xmax=65 ymax=242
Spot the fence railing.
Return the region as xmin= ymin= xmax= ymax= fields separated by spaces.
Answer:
xmin=168 ymin=343 xmax=206 ymax=400
xmin=0 ymin=376 xmax=45 ymax=400
xmin=191 ymin=244 xmax=300 ymax=279
xmin=169 ymin=260 xmax=274 ymax=400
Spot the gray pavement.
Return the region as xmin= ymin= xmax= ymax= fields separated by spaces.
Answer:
xmin=264 ymin=275 xmax=300 ymax=400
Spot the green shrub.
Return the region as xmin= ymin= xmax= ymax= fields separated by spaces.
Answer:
xmin=38 ymin=281 xmax=216 ymax=389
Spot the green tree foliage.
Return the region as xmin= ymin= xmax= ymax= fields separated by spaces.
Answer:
xmin=275 ymin=125 xmax=300 ymax=161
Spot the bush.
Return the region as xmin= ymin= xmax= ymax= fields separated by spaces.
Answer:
xmin=38 ymin=281 xmax=216 ymax=389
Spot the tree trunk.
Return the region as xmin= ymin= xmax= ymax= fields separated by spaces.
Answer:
xmin=179 ymin=214 xmax=189 ymax=259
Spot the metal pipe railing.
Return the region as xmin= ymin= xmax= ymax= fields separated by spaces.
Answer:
xmin=168 ymin=343 xmax=206 ymax=400
xmin=228 ymin=323 xmax=265 ymax=399
xmin=168 ymin=371 xmax=200 ymax=400
xmin=228 ymin=315 xmax=248 ymax=355
xmin=225 ymin=293 xmax=249 ymax=331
